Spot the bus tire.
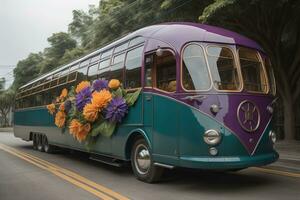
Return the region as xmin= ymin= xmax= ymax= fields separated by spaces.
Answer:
xmin=37 ymin=134 xmax=44 ymax=152
xmin=42 ymin=135 xmax=54 ymax=153
xmin=32 ymin=133 xmax=38 ymax=150
xmin=131 ymin=138 xmax=164 ymax=183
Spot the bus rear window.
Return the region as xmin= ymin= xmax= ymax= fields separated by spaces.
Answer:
xmin=207 ymin=46 xmax=240 ymax=91
xmin=239 ymin=47 xmax=268 ymax=93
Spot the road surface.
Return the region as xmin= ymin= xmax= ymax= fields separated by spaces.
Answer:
xmin=0 ymin=132 xmax=299 ymax=200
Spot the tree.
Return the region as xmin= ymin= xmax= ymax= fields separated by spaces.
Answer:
xmin=199 ymin=0 xmax=300 ymax=140
xmin=12 ymin=53 xmax=43 ymax=90
xmin=0 ymin=89 xmax=15 ymax=127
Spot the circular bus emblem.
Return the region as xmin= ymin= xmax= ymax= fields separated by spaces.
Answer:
xmin=237 ymin=100 xmax=260 ymax=132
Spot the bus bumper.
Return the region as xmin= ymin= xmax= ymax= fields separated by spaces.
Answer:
xmin=178 ymin=151 xmax=279 ymax=169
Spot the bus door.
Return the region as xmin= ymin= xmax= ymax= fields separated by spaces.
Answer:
xmin=144 ymin=50 xmax=179 ymax=165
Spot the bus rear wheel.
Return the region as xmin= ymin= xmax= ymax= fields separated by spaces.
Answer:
xmin=42 ymin=135 xmax=55 ymax=153
xmin=131 ymin=138 xmax=164 ymax=183
xmin=36 ymin=134 xmax=44 ymax=152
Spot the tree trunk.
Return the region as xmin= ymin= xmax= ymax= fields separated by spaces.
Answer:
xmin=283 ymin=96 xmax=296 ymax=140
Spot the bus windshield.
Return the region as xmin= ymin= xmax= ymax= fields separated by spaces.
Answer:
xmin=207 ymin=46 xmax=240 ymax=91
xmin=239 ymin=47 xmax=268 ymax=93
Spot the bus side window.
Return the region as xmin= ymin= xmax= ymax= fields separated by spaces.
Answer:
xmin=125 ymin=46 xmax=143 ymax=89
xmin=111 ymin=53 xmax=125 ymax=82
xmin=87 ymin=63 xmax=99 ymax=81
xmin=99 ymin=59 xmax=111 ymax=80
xmin=155 ymin=51 xmax=177 ymax=92
xmin=145 ymin=55 xmax=153 ymax=87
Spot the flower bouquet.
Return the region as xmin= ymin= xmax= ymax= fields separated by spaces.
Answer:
xmin=47 ymin=79 xmax=141 ymax=146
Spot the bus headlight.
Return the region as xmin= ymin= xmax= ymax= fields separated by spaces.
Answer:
xmin=269 ymin=130 xmax=277 ymax=143
xmin=203 ymin=129 xmax=222 ymax=145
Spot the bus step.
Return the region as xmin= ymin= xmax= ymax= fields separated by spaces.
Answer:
xmin=89 ymin=154 xmax=123 ymax=167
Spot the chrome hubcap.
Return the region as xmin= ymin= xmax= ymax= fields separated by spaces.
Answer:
xmin=134 ymin=144 xmax=151 ymax=175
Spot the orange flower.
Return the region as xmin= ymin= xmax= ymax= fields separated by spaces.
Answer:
xmin=92 ymin=89 xmax=112 ymax=110
xmin=55 ymin=111 xmax=66 ymax=128
xmin=83 ymin=103 xmax=99 ymax=122
xmin=108 ymin=79 xmax=120 ymax=89
xmin=76 ymin=123 xmax=91 ymax=142
xmin=47 ymin=103 xmax=56 ymax=115
xmin=69 ymin=119 xmax=81 ymax=138
xmin=60 ymin=88 xmax=68 ymax=99
xmin=68 ymin=119 xmax=91 ymax=142
xmin=76 ymin=81 xmax=91 ymax=93
xmin=59 ymin=103 xmax=65 ymax=111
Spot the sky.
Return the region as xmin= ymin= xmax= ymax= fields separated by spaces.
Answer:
xmin=0 ymin=0 xmax=99 ymax=88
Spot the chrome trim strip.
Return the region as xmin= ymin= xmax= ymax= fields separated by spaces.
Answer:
xmin=251 ymin=116 xmax=272 ymax=156
xmin=154 ymin=162 xmax=175 ymax=169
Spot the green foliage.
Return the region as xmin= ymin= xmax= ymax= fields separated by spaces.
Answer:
xmin=125 ymin=88 xmax=141 ymax=106
xmin=0 ymin=89 xmax=15 ymax=126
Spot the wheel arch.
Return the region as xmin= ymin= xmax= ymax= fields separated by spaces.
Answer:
xmin=124 ymin=128 xmax=152 ymax=160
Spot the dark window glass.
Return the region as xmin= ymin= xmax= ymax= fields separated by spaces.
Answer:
xmin=182 ymin=44 xmax=211 ymax=90
xmin=207 ymin=46 xmax=240 ymax=91
xmin=156 ymin=51 xmax=176 ymax=92
xmin=239 ymin=47 xmax=267 ymax=93
xmin=88 ymin=63 xmax=99 ymax=81
xmin=111 ymin=53 xmax=125 ymax=81
xmin=125 ymin=46 xmax=143 ymax=88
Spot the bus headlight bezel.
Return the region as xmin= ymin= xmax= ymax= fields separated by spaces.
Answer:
xmin=203 ymin=129 xmax=222 ymax=145
xmin=269 ymin=130 xmax=277 ymax=143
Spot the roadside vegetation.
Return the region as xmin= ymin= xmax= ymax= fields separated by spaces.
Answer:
xmin=3 ymin=0 xmax=299 ymax=138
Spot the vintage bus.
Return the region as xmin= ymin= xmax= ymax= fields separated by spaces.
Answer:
xmin=14 ymin=23 xmax=278 ymax=183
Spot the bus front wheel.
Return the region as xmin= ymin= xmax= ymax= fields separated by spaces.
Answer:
xmin=32 ymin=133 xmax=38 ymax=150
xmin=131 ymin=138 xmax=164 ymax=183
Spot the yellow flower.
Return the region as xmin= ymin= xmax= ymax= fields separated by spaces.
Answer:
xmin=60 ymin=88 xmax=68 ymax=99
xmin=55 ymin=111 xmax=66 ymax=128
xmin=59 ymin=103 xmax=65 ymax=111
xmin=76 ymin=123 xmax=91 ymax=142
xmin=47 ymin=103 xmax=56 ymax=115
xmin=92 ymin=89 xmax=112 ymax=110
xmin=76 ymin=81 xmax=91 ymax=93
xmin=83 ymin=103 xmax=98 ymax=122
xmin=108 ymin=79 xmax=120 ymax=89
xmin=68 ymin=119 xmax=90 ymax=142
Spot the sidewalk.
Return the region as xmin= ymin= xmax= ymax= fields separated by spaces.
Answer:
xmin=0 ymin=127 xmax=13 ymax=132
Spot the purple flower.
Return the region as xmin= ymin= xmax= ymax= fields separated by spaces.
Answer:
xmin=93 ymin=79 xmax=108 ymax=92
xmin=105 ymin=97 xmax=128 ymax=123
xmin=75 ymin=87 xmax=92 ymax=111
xmin=64 ymin=100 xmax=72 ymax=113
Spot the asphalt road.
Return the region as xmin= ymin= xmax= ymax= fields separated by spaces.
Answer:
xmin=0 ymin=132 xmax=300 ymax=200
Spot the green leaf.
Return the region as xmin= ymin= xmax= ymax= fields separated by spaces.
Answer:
xmin=112 ymin=87 xmax=123 ymax=98
xmin=125 ymin=88 xmax=141 ymax=106
xmin=91 ymin=121 xmax=116 ymax=137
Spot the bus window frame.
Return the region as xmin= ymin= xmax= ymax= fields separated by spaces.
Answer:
xmin=124 ymin=44 xmax=144 ymax=91
xmin=262 ymin=55 xmax=276 ymax=96
xmin=180 ymin=43 xmax=213 ymax=92
xmin=237 ymin=47 xmax=269 ymax=94
xmin=144 ymin=48 xmax=177 ymax=94
xmin=205 ymin=44 xmax=244 ymax=93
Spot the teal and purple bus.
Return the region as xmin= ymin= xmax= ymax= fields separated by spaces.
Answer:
xmin=14 ymin=23 xmax=278 ymax=183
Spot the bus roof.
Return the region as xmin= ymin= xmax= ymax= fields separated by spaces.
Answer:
xmin=19 ymin=22 xmax=263 ymax=90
